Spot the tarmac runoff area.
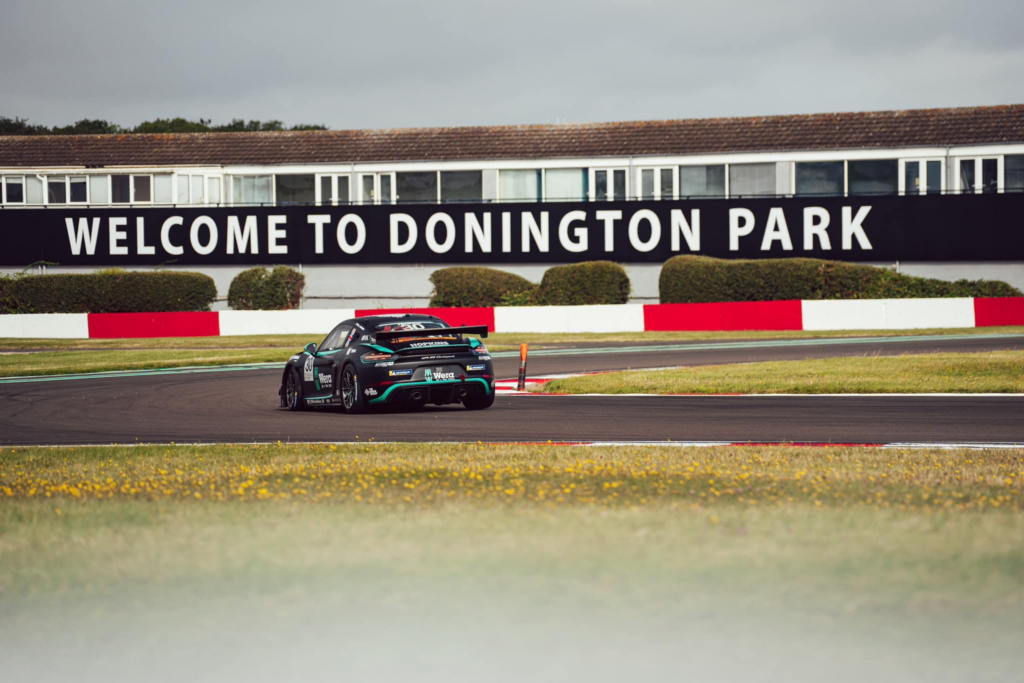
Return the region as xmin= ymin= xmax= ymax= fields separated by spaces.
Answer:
xmin=1 ymin=333 xmax=1022 ymax=447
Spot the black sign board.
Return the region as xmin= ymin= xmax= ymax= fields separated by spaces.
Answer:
xmin=1 ymin=194 xmax=1021 ymax=266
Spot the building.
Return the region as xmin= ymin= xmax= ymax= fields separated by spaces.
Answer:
xmin=2 ymin=104 xmax=1023 ymax=307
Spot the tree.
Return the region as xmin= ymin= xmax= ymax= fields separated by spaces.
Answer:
xmin=0 ymin=116 xmax=330 ymax=135
xmin=51 ymin=119 xmax=122 ymax=135
xmin=133 ymin=117 xmax=213 ymax=133
xmin=0 ymin=116 xmax=49 ymax=135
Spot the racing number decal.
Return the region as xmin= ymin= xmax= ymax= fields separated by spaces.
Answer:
xmin=303 ymin=354 xmax=314 ymax=382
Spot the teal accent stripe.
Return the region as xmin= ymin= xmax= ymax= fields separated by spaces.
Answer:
xmin=305 ymin=393 xmax=333 ymax=400
xmin=369 ymin=378 xmax=491 ymax=404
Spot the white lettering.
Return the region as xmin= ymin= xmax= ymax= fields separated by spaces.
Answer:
xmin=761 ymin=208 xmax=793 ymax=251
xmin=337 ymin=215 xmax=366 ymax=254
xmin=596 ymin=209 xmax=622 ymax=251
xmin=558 ymin=210 xmax=588 ymax=253
xmin=109 ymin=217 xmax=128 ymax=256
xmin=670 ymin=209 xmax=700 ymax=251
xmin=501 ymin=212 xmax=512 ymax=253
xmin=390 ymin=213 xmax=417 ymax=254
xmin=228 ymin=215 xmax=260 ymax=255
xmin=160 ymin=217 xmax=184 ymax=256
xmin=268 ymin=215 xmax=288 ymax=255
xmin=628 ymin=209 xmax=661 ymax=253
xmin=803 ymin=207 xmax=831 ymax=250
xmin=136 ymin=217 xmax=155 ymax=256
xmin=842 ymin=206 xmax=873 ymax=250
xmin=521 ymin=212 xmax=550 ymax=252
xmin=65 ymin=217 xmax=99 ymax=256
xmin=464 ymin=213 xmax=492 ymax=253
xmin=729 ymin=208 xmax=755 ymax=251
xmin=190 ymin=216 xmax=218 ymax=256
xmin=426 ymin=213 xmax=456 ymax=253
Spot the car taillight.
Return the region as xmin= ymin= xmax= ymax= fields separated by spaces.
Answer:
xmin=472 ymin=344 xmax=489 ymax=355
xmin=361 ymin=352 xmax=392 ymax=362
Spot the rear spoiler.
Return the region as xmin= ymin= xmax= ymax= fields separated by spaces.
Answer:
xmin=374 ymin=325 xmax=490 ymax=343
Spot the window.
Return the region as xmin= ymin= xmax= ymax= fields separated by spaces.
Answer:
xmin=191 ymin=176 xmax=205 ymax=203
xmin=207 ymin=177 xmax=221 ymax=204
xmin=90 ymin=175 xmax=109 ymax=203
xmin=275 ymin=174 xmax=316 ymax=204
xmin=69 ymin=176 xmax=87 ymax=203
xmin=26 ymin=176 xmax=43 ymax=204
xmin=544 ymin=168 xmax=586 ymax=202
xmin=47 ymin=176 xmax=67 ymax=204
xmin=679 ymin=165 xmax=725 ymax=198
xmin=154 ymin=175 xmax=172 ymax=204
xmin=796 ymin=162 xmax=844 ymax=196
xmin=982 ymin=158 xmax=998 ymax=194
xmin=133 ymin=175 xmax=152 ymax=202
xmin=848 ymin=160 xmax=897 ymax=196
xmin=901 ymin=159 xmax=943 ymax=195
xmin=1006 ymin=155 xmax=1024 ymax=191
xmin=396 ymin=172 xmax=437 ymax=203
xmin=316 ymin=174 xmax=352 ymax=205
xmin=957 ymin=157 xmax=999 ymax=194
xmin=319 ymin=326 xmax=347 ymax=353
xmin=638 ymin=167 xmax=675 ymax=200
xmin=3 ymin=176 xmax=25 ymax=204
xmin=499 ymin=170 xmax=540 ymax=202
xmin=591 ymin=168 xmax=627 ymax=201
xmin=729 ymin=163 xmax=775 ymax=197
xmin=440 ymin=171 xmax=482 ymax=202
xmin=231 ymin=175 xmax=272 ymax=204
xmin=356 ymin=173 xmax=395 ymax=204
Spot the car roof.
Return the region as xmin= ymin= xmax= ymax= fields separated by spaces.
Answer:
xmin=344 ymin=313 xmax=448 ymax=327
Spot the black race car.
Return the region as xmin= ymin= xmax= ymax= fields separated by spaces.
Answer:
xmin=278 ymin=313 xmax=495 ymax=413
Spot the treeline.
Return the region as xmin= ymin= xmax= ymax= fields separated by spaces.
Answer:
xmin=0 ymin=116 xmax=327 ymax=136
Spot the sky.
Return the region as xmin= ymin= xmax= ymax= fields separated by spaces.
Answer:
xmin=1 ymin=0 xmax=1022 ymax=130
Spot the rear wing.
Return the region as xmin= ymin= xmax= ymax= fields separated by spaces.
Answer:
xmin=374 ymin=325 xmax=490 ymax=344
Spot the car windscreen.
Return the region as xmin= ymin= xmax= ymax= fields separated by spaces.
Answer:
xmin=372 ymin=321 xmax=461 ymax=347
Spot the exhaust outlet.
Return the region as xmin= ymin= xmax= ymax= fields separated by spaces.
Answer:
xmin=410 ymin=391 xmax=424 ymax=402
xmin=457 ymin=387 xmax=469 ymax=398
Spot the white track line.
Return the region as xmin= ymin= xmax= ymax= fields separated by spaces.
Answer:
xmin=7 ymin=441 xmax=1023 ymax=450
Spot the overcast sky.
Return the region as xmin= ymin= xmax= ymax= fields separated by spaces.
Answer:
xmin=2 ymin=0 xmax=1022 ymax=130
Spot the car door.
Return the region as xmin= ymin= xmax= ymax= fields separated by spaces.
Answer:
xmin=308 ymin=326 xmax=345 ymax=398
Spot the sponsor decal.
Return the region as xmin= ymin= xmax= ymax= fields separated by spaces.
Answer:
xmin=361 ymin=335 xmax=370 ymax=341
xmin=431 ymin=368 xmax=456 ymax=381
xmin=318 ymin=372 xmax=333 ymax=389
xmin=478 ymin=355 xmax=491 ymax=361
xmin=374 ymin=361 xmax=394 ymax=367
xmin=305 ymin=398 xmax=329 ymax=405
xmin=424 ymin=368 xmax=433 ymax=382
xmin=363 ymin=387 xmax=378 ymax=397
xmin=466 ymin=364 xmax=485 ymax=371
xmin=389 ymin=369 xmax=413 ymax=377
xmin=346 ymin=348 xmax=358 ymax=355
xmin=410 ymin=341 xmax=448 ymax=348
xmin=303 ymin=355 xmax=314 ymax=382
xmin=420 ymin=354 xmax=456 ymax=361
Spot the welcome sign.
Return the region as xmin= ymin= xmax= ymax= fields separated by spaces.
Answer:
xmin=0 ymin=194 xmax=1019 ymax=266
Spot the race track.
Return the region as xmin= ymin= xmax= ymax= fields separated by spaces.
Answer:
xmin=2 ymin=333 xmax=1023 ymax=446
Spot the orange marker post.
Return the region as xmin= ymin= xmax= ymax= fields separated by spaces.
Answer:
xmin=517 ymin=343 xmax=529 ymax=391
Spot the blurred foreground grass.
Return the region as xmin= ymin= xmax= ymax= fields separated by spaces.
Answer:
xmin=1 ymin=442 xmax=1022 ymax=613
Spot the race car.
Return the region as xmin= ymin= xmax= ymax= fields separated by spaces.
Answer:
xmin=278 ymin=313 xmax=495 ymax=413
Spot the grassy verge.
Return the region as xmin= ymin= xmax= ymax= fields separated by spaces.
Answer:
xmin=538 ymin=350 xmax=1024 ymax=394
xmin=0 ymin=348 xmax=291 ymax=377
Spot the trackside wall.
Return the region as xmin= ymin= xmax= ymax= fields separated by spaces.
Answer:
xmin=1 ymin=298 xmax=1022 ymax=339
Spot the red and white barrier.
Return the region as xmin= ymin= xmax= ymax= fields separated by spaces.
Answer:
xmin=1 ymin=298 xmax=1022 ymax=339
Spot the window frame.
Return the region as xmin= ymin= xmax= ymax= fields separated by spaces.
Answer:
xmin=2 ymin=175 xmax=26 ymax=205
xmin=358 ymin=172 xmax=397 ymax=205
xmin=635 ymin=166 xmax=677 ymax=200
xmin=899 ymin=158 xmax=946 ymax=196
xmin=315 ymin=173 xmax=353 ymax=205
xmin=589 ymin=167 xmax=629 ymax=201
xmin=954 ymin=156 xmax=1002 ymax=194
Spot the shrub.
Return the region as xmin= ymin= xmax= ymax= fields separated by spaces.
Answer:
xmin=227 ymin=266 xmax=306 ymax=310
xmin=0 ymin=270 xmax=217 ymax=314
xmin=530 ymin=261 xmax=631 ymax=306
xmin=429 ymin=267 xmax=535 ymax=307
xmin=659 ymin=255 xmax=1022 ymax=303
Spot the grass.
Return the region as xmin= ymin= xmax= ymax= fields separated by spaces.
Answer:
xmin=1 ymin=442 xmax=1022 ymax=607
xmin=538 ymin=350 xmax=1024 ymax=394
xmin=0 ymin=325 xmax=1021 ymax=378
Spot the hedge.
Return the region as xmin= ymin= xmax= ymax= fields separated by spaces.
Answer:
xmin=428 ymin=267 xmax=535 ymax=307
xmin=0 ymin=269 xmax=218 ymax=314
xmin=659 ymin=256 xmax=1022 ymax=304
xmin=530 ymin=261 xmax=631 ymax=306
xmin=227 ymin=266 xmax=306 ymax=310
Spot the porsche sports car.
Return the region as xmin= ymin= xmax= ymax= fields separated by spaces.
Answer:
xmin=278 ymin=313 xmax=495 ymax=413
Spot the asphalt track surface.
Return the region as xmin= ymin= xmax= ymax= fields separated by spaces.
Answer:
xmin=2 ymin=333 xmax=1023 ymax=446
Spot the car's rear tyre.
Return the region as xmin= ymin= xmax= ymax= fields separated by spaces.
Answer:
xmin=462 ymin=389 xmax=495 ymax=410
xmin=284 ymin=367 xmax=304 ymax=411
xmin=340 ymin=364 xmax=367 ymax=414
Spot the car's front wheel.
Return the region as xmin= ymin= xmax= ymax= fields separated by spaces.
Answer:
xmin=340 ymin=364 xmax=367 ymax=414
xmin=284 ymin=367 xmax=304 ymax=411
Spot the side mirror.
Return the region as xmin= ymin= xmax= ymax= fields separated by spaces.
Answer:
xmin=304 ymin=342 xmax=318 ymax=355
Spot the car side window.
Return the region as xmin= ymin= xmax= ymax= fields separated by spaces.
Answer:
xmin=319 ymin=326 xmax=346 ymax=352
